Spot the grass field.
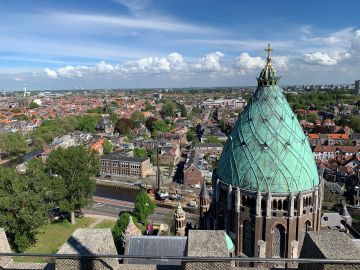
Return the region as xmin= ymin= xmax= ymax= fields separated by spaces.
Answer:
xmin=93 ymin=219 xmax=116 ymax=229
xmin=25 ymin=217 xmax=96 ymax=254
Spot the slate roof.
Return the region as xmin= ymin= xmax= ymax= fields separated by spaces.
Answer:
xmin=127 ymin=236 xmax=187 ymax=266
xmin=186 ymin=230 xmax=229 ymax=257
xmin=58 ymin=228 xmax=117 ymax=255
xmin=199 ymin=181 xmax=210 ymax=198
xmin=304 ymin=230 xmax=360 ymax=259
xmin=101 ymin=151 xmax=148 ymax=162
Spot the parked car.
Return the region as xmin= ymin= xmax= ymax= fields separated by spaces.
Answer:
xmin=187 ymin=200 xmax=198 ymax=208
xmin=49 ymin=207 xmax=66 ymax=222
xmin=169 ymin=194 xmax=183 ymax=201
xmin=75 ymin=210 xmax=84 ymax=218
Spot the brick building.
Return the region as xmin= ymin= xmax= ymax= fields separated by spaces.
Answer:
xmin=100 ymin=151 xmax=151 ymax=178
xmin=194 ymin=143 xmax=223 ymax=158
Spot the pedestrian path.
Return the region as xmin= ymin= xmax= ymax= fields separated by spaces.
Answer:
xmin=89 ymin=218 xmax=104 ymax=228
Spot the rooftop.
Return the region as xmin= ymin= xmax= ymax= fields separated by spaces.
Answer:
xmin=101 ymin=151 xmax=148 ymax=162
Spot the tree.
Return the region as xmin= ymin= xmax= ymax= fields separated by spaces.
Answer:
xmin=86 ymin=107 xmax=103 ymax=113
xmin=186 ymin=128 xmax=196 ymax=142
xmin=153 ymin=120 xmax=171 ymax=132
xmin=348 ymin=116 xmax=360 ymax=132
xmin=0 ymin=132 xmax=27 ymax=157
xmin=75 ymin=115 xmax=100 ymax=132
xmin=133 ymin=148 xmax=147 ymax=158
xmin=145 ymin=117 xmax=158 ymax=132
xmin=161 ymin=100 xmax=176 ymax=117
xmin=46 ymin=146 xmax=99 ymax=224
xmin=112 ymin=212 xmax=130 ymax=252
xmin=166 ymin=162 xmax=174 ymax=176
xmin=0 ymin=162 xmax=60 ymax=252
xmin=13 ymin=114 xmax=29 ymax=121
xmin=178 ymin=104 xmax=187 ymax=117
xmin=143 ymin=100 xmax=155 ymax=111
xmin=131 ymin=111 xmax=146 ymax=124
xmin=103 ymin=140 xmax=113 ymax=155
xmin=29 ymin=101 xmax=39 ymax=109
xmin=114 ymin=118 xmax=134 ymax=135
xmin=133 ymin=190 xmax=156 ymax=224
xmin=195 ymin=124 xmax=203 ymax=140
xmin=306 ymin=112 xmax=319 ymax=124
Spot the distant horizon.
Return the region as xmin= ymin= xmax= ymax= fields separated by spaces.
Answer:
xmin=2 ymin=82 xmax=356 ymax=93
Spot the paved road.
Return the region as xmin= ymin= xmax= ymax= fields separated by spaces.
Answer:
xmin=84 ymin=197 xmax=199 ymax=225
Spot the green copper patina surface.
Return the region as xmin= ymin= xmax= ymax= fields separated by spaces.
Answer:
xmin=216 ymin=46 xmax=319 ymax=193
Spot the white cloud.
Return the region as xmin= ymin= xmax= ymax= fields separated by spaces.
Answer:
xmin=236 ymin=53 xmax=265 ymax=74
xmin=179 ymin=39 xmax=294 ymax=51
xmin=42 ymin=52 xmax=235 ymax=79
xmin=13 ymin=77 xmax=24 ymax=81
xmin=303 ymin=51 xmax=337 ymax=65
xmin=351 ymin=30 xmax=360 ymax=53
xmin=193 ymin=51 xmax=229 ymax=74
xmin=96 ymin=61 xmax=114 ymax=73
xmin=272 ymin=56 xmax=289 ymax=70
xmin=113 ymin=0 xmax=151 ymax=15
xmin=56 ymin=65 xmax=92 ymax=78
xmin=51 ymin=12 xmax=219 ymax=35
xmin=167 ymin=52 xmax=186 ymax=70
xmin=303 ymin=51 xmax=350 ymax=66
xmin=304 ymin=28 xmax=354 ymax=48
xmin=44 ymin=68 xmax=58 ymax=79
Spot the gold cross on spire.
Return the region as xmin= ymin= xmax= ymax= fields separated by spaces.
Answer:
xmin=265 ymin=43 xmax=272 ymax=63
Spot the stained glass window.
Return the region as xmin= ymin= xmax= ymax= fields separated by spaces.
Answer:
xmin=273 ymin=225 xmax=285 ymax=258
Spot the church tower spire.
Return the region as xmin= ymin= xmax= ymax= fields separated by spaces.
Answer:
xmin=174 ymin=203 xmax=186 ymax=236
xmin=199 ymin=181 xmax=210 ymax=229
xmin=257 ymin=43 xmax=280 ymax=86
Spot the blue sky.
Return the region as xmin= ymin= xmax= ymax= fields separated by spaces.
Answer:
xmin=1 ymin=0 xmax=360 ymax=90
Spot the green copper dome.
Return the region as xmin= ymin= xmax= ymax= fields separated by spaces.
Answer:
xmin=216 ymin=46 xmax=319 ymax=193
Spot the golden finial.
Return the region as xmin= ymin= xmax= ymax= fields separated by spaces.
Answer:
xmin=265 ymin=43 xmax=272 ymax=64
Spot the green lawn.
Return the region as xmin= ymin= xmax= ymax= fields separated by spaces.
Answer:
xmin=94 ymin=219 xmax=116 ymax=229
xmin=25 ymin=217 xmax=96 ymax=254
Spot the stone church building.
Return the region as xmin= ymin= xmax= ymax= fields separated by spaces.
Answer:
xmin=201 ymin=45 xmax=323 ymax=262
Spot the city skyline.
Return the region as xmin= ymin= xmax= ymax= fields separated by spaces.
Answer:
xmin=1 ymin=0 xmax=360 ymax=90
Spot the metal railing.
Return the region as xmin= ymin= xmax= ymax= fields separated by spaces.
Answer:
xmin=1 ymin=253 xmax=360 ymax=270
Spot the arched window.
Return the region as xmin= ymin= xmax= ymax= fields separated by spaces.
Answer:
xmin=242 ymin=220 xmax=254 ymax=257
xmin=242 ymin=196 xmax=246 ymax=206
xmin=273 ymin=225 xmax=286 ymax=258
xmin=278 ymin=200 xmax=283 ymax=210
xmin=283 ymin=199 xmax=288 ymax=211
xmin=273 ymin=200 xmax=277 ymax=210
xmin=246 ymin=197 xmax=251 ymax=207
xmin=251 ymin=198 xmax=256 ymax=208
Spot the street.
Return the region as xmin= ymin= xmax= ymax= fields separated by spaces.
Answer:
xmin=84 ymin=196 xmax=199 ymax=225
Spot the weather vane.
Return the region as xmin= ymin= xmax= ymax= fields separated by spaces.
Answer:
xmin=265 ymin=43 xmax=272 ymax=63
